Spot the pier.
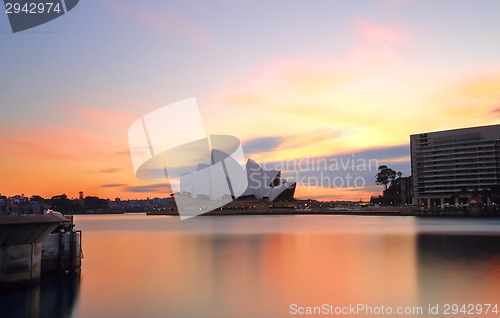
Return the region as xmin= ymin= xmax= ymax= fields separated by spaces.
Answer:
xmin=0 ymin=214 xmax=81 ymax=290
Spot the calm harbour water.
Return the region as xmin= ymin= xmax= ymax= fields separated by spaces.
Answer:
xmin=2 ymin=214 xmax=500 ymax=318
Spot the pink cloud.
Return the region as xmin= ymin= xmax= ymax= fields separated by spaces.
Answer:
xmin=0 ymin=138 xmax=72 ymax=160
xmin=491 ymin=104 xmax=500 ymax=115
xmin=354 ymin=18 xmax=412 ymax=46
xmin=82 ymin=91 xmax=156 ymax=112
xmin=60 ymin=104 xmax=138 ymax=130
xmin=345 ymin=18 xmax=415 ymax=65
xmin=132 ymin=10 xmax=211 ymax=44
xmin=104 ymin=2 xmax=211 ymax=45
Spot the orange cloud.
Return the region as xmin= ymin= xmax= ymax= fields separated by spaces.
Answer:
xmin=0 ymin=123 xmax=115 ymax=160
xmin=0 ymin=118 xmax=139 ymax=199
xmin=428 ymin=72 xmax=500 ymax=126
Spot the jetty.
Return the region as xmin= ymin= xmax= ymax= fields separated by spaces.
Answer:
xmin=0 ymin=214 xmax=82 ymax=290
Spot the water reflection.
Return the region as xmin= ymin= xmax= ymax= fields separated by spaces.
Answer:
xmin=417 ymin=234 xmax=500 ymax=308
xmin=75 ymin=218 xmax=419 ymax=318
xmin=5 ymin=215 xmax=500 ymax=318
xmin=0 ymin=271 xmax=80 ymax=318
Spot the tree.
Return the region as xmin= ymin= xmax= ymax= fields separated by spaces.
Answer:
xmin=376 ymin=165 xmax=397 ymax=190
xmin=30 ymin=195 xmax=45 ymax=202
xmin=49 ymin=194 xmax=73 ymax=213
xmin=83 ymin=196 xmax=109 ymax=210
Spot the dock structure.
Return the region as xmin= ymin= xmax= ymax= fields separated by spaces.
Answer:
xmin=0 ymin=214 xmax=81 ymax=289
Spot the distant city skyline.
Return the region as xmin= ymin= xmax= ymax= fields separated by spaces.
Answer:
xmin=1 ymin=0 xmax=500 ymax=200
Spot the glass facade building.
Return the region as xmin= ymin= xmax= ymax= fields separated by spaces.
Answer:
xmin=410 ymin=124 xmax=500 ymax=208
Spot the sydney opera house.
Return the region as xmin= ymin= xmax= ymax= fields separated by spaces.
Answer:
xmin=128 ymin=99 xmax=296 ymax=217
xmin=240 ymin=158 xmax=296 ymax=201
xmin=165 ymin=154 xmax=296 ymax=215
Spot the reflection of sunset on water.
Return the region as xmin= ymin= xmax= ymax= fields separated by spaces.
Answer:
xmin=74 ymin=215 xmax=427 ymax=317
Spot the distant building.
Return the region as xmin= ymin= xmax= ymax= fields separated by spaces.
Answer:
xmin=410 ymin=124 xmax=500 ymax=208
xmin=369 ymin=176 xmax=412 ymax=206
xmin=399 ymin=176 xmax=413 ymax=205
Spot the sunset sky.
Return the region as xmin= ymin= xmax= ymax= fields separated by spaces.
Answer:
xmin=1 ymin=0 xmax=500 ymax=201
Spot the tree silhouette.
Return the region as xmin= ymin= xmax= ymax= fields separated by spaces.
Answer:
xmin=376 ymin=165 xmax=397 ymax=190
xmin=30 ymin=195 xmax=45 ymax=202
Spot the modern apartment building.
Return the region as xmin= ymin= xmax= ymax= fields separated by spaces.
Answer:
xmin=410 ymin=124 xmax=500 ymax=208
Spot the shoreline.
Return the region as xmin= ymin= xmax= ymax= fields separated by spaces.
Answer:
xmin=146 ymin=210 xmax=500 ymax=218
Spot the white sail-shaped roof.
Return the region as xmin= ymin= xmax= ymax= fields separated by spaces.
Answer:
xmin=193 ymin=164 xmax=211 ymax=197
xmin=180 ymin=172 xmax=195 ymax=194
xmin=269 ymin=182 xmax=296 ymax=201
xmin=180 ymin=155 xmax=294 ymax=202
xmin=210 ymin=162 xmax=232 ymax=200
xmin=211 ymin=149 xmax=248 ymax=198
xmin=239 ymin=159 xmax=295 ymax=201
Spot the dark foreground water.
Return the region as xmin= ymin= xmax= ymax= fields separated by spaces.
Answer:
xmin=2 ymin=214 xmax=500 ymax=318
